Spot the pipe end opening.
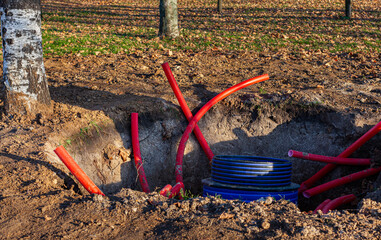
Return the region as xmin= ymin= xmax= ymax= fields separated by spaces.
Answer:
xmin=288 ymin=150 xmax=294 ymax=157
xmin=303 ymin=191 xmax=311 ymax=199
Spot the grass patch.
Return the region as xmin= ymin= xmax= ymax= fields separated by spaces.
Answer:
xmin=2 ymin=0 xmax=380 ymax=57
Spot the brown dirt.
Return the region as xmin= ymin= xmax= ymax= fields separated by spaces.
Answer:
xmin=1 ymin=49 xmax=381 ymax=238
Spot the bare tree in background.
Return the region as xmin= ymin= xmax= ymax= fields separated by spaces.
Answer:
xmin=345 ymin=0 xmax=352 ymax=19
xmin=1 ymin=0 xmax=51 ymax=115
xmin=218 ymin=0 xmax=222 ymax=13
xmin=159 ymin=0 xmax=179 ymax=38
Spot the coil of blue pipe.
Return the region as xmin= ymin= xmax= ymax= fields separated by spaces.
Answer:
xmin=203 ymin=155 xmax=299 ymax=204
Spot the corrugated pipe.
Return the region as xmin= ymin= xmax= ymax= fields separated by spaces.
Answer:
xmin=303 ymin=167 xmax=381 ymax=198
xmin=54 ymin=145 xmax=105 ymax=196
xmin=299 ymin=121 xmax=381 ymax=194
xmin=288 ymin=150 xmax=371 ymax=165
xmin=160 ymin=184 xmax=173 ymax=197
xmin=313 ymin=199 xmax=331 ymax=214
xmin=168 ymin=182 xmax=185 ymax=199
xmin=322 ymin=194 xmax=356 ymax=214
xmin=162 ymin=62 xmax=214 ymax=162
xmin=131 ymin=113 xmax=151 ymax=193
xmin=175 ymin=74 xmax=269 ymax=183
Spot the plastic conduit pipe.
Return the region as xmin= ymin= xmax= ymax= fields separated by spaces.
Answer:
xmin=162 ymin=62 xmax=214 ymax=162
xmin=131 ymin=113 xmax=151 ymax=193
xmin=54 ymin=145 xmax=105 ymax=196
xmin=303 ymin=166 xmax=381 ymax=198
xmin=288 ymin=150 xmax=371 ymax=166
xmin=322 ymin=194 xmax=356 ymax=214
xmin=159 ymin=184 xmax=172 ymax=197
xmin=175 ymin=74 xmax=269 ymax=183
xmin=313 ymin=199 xmax=331 ymax=214
xmin=299 ymin=120 xmax=381 ymax=194
xmin=168 ymin=182 xmax=185 ymax=199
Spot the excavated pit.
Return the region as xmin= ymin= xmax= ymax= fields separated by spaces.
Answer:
xmin=45 ymin=98 xmax=381 ymax=211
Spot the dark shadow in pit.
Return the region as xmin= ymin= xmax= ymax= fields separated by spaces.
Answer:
xmin=183 ymin=111 xmax=381 ymax=211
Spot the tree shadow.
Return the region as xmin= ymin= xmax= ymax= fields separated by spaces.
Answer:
xmin=0 ymin=152 xmax=81 ymax=193
xmin=41 ymin=2 xmax=381 ymax=41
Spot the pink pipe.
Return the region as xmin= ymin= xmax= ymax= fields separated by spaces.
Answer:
xmin=313 ymin=199 xmax=331 ymax=214
xmin=131 ymin=113 xmax=151 ymax=193
xmin=162 ymin=62 xmax=214 ymax=162
xmin=322 ymin=194 xmax=356 ymax=214
xmin=303 ymin=167 xmax=381 ymax=198
xmin=299 ymin=120 xmax=381 ymax=193
xmin=175 ymin=74 xmax=269 ymax=183
xmin=288 ymin=150 xmax=371 ymax=166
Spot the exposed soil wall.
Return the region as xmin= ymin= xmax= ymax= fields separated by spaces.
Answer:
xmin=45 ymin=98 xmax=381 ymax=209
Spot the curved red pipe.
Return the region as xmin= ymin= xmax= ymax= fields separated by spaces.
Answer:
xmin=168 ymin=182 xmax=185 ymax=199
xmin=288 ymin=150 xmax=371 ymax=166
xmin=313 ymin=199 xmax=331 ymax=214
xmin=162 ymin=62 xmax=214 ymax=162
xmin=175 ymin=74 xmax=269 ymax=183
xmin=303 ymin=166 xmax=381 ymax=198
xmin=299 ymin=121 xmax=381 ymax=193
xmin=322 ymin=194 xmax=356 ymax=214
xmin=131 ymin=113 xmax=151 ymax=193
xmin=159 ymin=184 xmax=172 ymax=197
xmin=54 ymin=145 xmax=105 ymax=196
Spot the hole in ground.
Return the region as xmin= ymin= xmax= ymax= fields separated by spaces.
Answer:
xmin=45 ymin=99 xmax=381 ymax=211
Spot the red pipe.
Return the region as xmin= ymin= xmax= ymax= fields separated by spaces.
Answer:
xmin=160 ymin=184 xmax=172 ymax=197
xmin=54 ymin=145 xmax=105 ymax=196
xmin=299 ymin=120 xmax=381 ymax=193
xmin=175 ymin=74 xmax=269 ymax=183
xmin=303 ymin=166 xmax=381 ymax=198
xmin=313 ymin=199 xmax=331 ymax=214
xmin=131 ymin=113 xmax=151 ymax=193
xmin=168 ymin=182 xmax=185 ymax=199
xmin=322 ymin=194 xmax=356 ymax=214
xmin=288 ymin=150 xmax=371 ymax=166
xmin=162 ymin=62 xmax=214 ymax=162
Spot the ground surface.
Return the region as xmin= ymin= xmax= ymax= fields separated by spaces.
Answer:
xmin=1 ymin=0 xmax=381 ymax=239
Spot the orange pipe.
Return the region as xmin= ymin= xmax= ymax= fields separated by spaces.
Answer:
xmin=54 ymin=145 xmax=105 ymax=196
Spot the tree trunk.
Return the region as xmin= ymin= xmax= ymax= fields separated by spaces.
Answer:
xmin=218 ymin=0 xmax=222 ymax=13
xmin=345 ymin=0 xmax=352 ymax=19
xmin=1 ymin=0 xmax=51 ymax=116
xmin=159 ymin=0 xmax=179 ymax=38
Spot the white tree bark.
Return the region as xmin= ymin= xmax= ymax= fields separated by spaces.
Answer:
xmin=1 ymin=1 xmax=51 ymax=115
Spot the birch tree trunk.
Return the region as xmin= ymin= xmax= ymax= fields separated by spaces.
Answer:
xmin=1 ymin=0 xmax=51 ymax=115
xmin=159 ymin=0 xmax=179 ymax=38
